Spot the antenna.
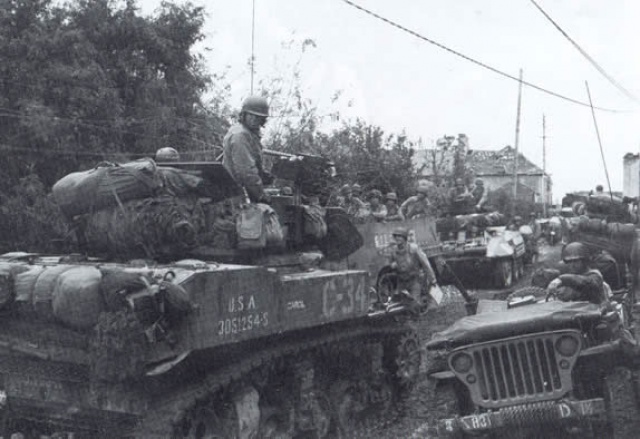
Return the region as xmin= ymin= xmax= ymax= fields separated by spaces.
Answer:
xmin=585 ymin=81 xmax=614 ymax=202
xmin=250 ymin=0 xmax=256 ymax=94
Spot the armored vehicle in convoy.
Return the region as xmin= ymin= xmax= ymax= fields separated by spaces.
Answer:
xmin=0 ymin=154 xmax=421 ymax=438
xmin=436 ymin=213 xmax=526 ymax=288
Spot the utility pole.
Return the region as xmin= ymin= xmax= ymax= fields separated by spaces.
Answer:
xmin=512 ymin=69 xmax=524 ymax=216
xmin=542 ymin=114 xmax=547 ymax=217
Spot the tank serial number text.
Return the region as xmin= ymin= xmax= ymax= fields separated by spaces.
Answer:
xmin=217 ymin=312 xmax=269 ymax=337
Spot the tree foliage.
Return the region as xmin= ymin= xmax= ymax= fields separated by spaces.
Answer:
xmin=253 ymin=38 xmax=417 ymax=201
xmin=0 ymin=0 xmax=226 ymax=249
xmin=0 ymin=0 xmax=224 ymax=191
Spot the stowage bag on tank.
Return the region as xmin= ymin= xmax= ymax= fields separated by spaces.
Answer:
xmin=52 ymin=158 xmax=161 ymax=218
xmin=52 ymin=266 xmax=104 ymax=330
xmin=14 ymin=265 xmax=45 ymax=315
xmin=32 ymin=265 xmax=75 ymax=320
xmin=82 ymin=196 xmax=200 ymax=260
xmin=0 ymin=262 xmax=29 ymax=310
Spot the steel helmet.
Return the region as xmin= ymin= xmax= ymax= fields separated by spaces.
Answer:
xmin=385 ymin=192 xmax=398 ymax=201
xmin=241 ymin=96 xmax=269 ymax=117
xmin=155 ymin=147 xmax=180 ymax=162
xmin=562 ymin=242 xmax=589 ymax=262
xmin=352 ymin=183 xmax=362 ymax=194
xmin=475 ymin=179 xmax=484 ymax=186
xmin=392 ymin=227 xmax=409 ymax=239
xmin=368 ymin=189 xmax=382 ymax=200
xmin=416 ymin=185 xmax=430 ymax=195
xmin=339 ymin=184 xmax=352 ymax=195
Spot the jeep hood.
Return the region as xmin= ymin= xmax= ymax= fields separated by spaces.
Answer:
xmin=427 ymin=301 xmax=602 ymax=350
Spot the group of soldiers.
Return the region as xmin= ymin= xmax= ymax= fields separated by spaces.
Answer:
xmin=331 ymin=177 xmax=489 ymax=224
xmin=331 ymin=184 xmax=407 ymax=223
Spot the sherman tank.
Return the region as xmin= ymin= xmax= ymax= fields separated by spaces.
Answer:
xmin=0 ymin=153 xmax=421 ymax=438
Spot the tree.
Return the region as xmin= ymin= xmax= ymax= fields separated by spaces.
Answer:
xmin=0 ymin=0 xmax=227 ymax=250
xmin=0 ymin=0 xmax=224 ymax=192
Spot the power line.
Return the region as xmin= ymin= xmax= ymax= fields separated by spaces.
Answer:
xmin=339 ymin=0 xmax=630 ymax=113
xmin=528 ymin=0 xmax=640 ymax=105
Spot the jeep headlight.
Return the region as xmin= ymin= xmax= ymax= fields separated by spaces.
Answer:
xmin=450 ymin=352 xmax=473 ymax=373
xmin=555 ymin=334 xmax=580 ymax=356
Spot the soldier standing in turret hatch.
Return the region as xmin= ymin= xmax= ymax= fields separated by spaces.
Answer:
xmin=222 ymin=96 xmax=274 ymax=203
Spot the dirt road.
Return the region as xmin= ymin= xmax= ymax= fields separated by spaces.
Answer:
xmin=364 ymin=241 xmax=565 ymax=438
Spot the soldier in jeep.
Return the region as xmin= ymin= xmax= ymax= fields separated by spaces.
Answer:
xmin=547 ymin=242 xmax=608 ymax=304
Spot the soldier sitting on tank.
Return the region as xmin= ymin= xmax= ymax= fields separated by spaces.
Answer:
xmin=547 ymin=242 xmax=608 ymax=304
xmin=447 ymin=178 xmax=474 ymax=215
xmin=470 ymin=178 xmax=488 ymax=212
xmin=384 ymin=192 xmax=402 ymax=222
xmin=386 ymin=227 xmax=438 ymax=313
xmin=399 ymin=183 xmax=435 ymax=220
xmin=337 ymin=184 xmax=367 ymax=218
xmin=363 ymin=189 xmax=387 ymax=223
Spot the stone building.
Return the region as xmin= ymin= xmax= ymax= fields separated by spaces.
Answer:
xmin=414 ymin=140 xmax=552 ymax=206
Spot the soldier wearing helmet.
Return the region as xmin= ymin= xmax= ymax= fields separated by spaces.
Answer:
xmin=222 ymin=96 xmax=273 ymax=203
xmin=336 ymin=183 xmax=366 ymax=218
xmin=384 ymin=192 xmax=402 ymax=222
xmin=470 ymin=178 xmax=488 ymax=211
xmin=155 ymin=147 xmax=180 ymax=162
xmin=363 ymin=189 xmax=387 ymax=222
xmin=388 ymin=226 xmax=438 ymax=311
xmin=351 ymin=183 xmax=363 ymax=199
xmin=399 ymin=182 xmax=435 ymax=220
xmin=547 ymin=242 xmax=607 ymax=304
xmin=447 ymin=178 xmax=474 ymax=215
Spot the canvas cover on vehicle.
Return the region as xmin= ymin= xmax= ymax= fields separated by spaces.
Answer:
xmin=427 ymin=301 xmax=603 ymax=350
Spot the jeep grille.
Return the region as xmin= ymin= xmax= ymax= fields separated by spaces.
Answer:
xmin=448 ymin=330 xmax=581 ymax=409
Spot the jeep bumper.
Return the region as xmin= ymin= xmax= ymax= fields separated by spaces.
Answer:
xmin=436 ymin=398 xmax=605 ymax=436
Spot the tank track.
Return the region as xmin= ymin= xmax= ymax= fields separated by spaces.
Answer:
xmin=134 ymin=319 xmax=417 ymax=438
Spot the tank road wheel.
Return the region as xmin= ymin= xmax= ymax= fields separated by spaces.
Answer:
xmin=181 ymin=385 xmax=260 ymax=439
xmin=494 ymin=259 xmax=513 ymax=288
xmin=309 ymin=390 xmax=333 ymax=439
xmin=391 ymin=331 xmax=422 ymax=390
xmin=602 ymin=367 xmax=640 ymax=439
xmin=259 ymin=406 xmax=294 ymax=439
xmin=329 ymin=381 xmax=361 ymax=438
xmin=182 ymin=405 xmax=237 ymax=439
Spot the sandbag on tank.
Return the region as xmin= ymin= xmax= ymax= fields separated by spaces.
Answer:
xmin=52 ymin=158 xmax=161 ymax=218
xmin=82 ymin=196 xmax=203 ymax=260
xmin=52 ymin=266 xmax=104 ymax=330
xmin=0 ymin=262 xmax=29 ymax=309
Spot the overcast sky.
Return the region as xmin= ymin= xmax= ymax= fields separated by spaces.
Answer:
xmin=140 ymin=0 xmax=640 ymax=202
